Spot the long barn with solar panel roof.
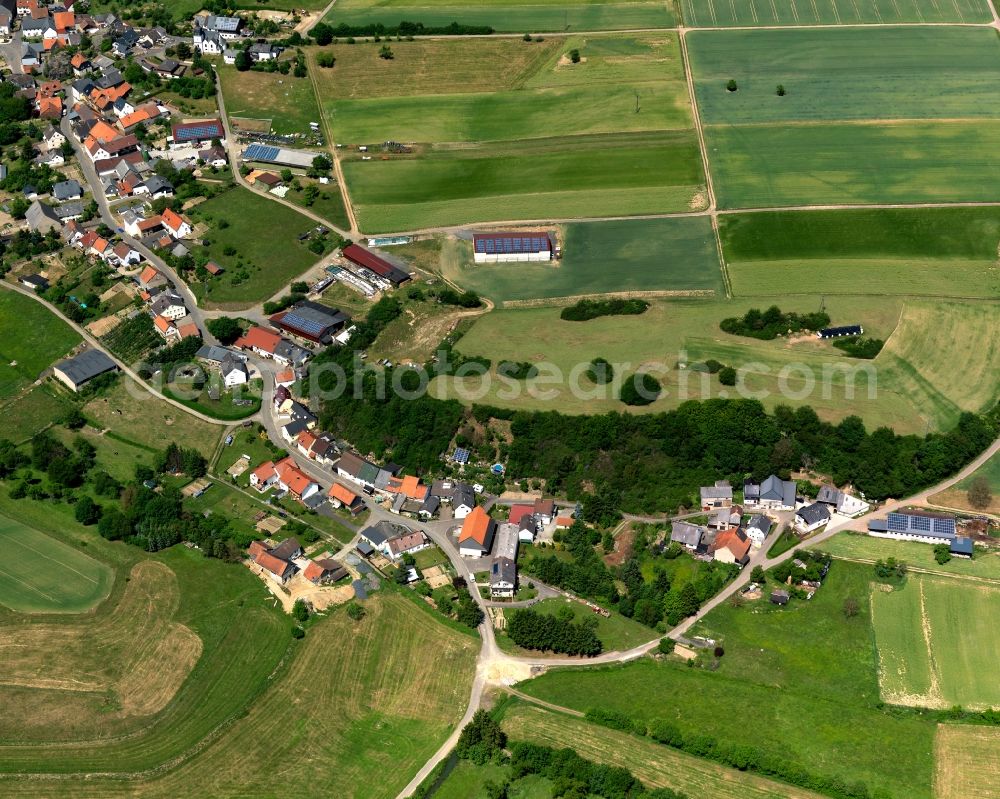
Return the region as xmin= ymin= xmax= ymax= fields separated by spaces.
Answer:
xmin=270 ymin=300 xmax=350 ymax=345
xmin=472 ymin=231 xmax=553 ymax=264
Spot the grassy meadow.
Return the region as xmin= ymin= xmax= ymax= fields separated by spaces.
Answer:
xmin=218 ymin=64 xmax=321 ymax=135
xmin=871 ymin=574 xmax=1000 ymax=709
xmin=518 ymin=561 xmax=938 ymax=799
xmin=188 ymin=187 xmax=331 ymax=306
xmin=0 ymin=517 xmax=113 ymax=613
xmin=689 ymin=27 xmax=1000 ymax=124
xmin=325 ymin=0 xmax=677 ymax=32
xmin=427 ymin=293 xmax=984 ymax=432
xmin=434 ymin=217 xmax=722 ymax=304
xmin=681 ymin=0 xmax=991 ymax=25
xmin=316 ymin=35 xmax=704 ymax=230
xmin=819 ymin=533 xmax=1000 ymax=580
xmin=497 ymin=597 xmax=655 ymax=653
xmin=0 ymin=384 xmax=73 ymax=444
xmin=0 ymin=290 xmax=80 ymax=399
xmin=720 ymin=208 xmax=1000 ymax=300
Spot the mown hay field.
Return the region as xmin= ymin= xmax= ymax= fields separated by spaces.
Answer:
xmin=503 ymin=703 xmax=829 ymax=799
xmin=935 ymin=724 xmax=1000 ymax=799
xmin=0 ymin=290 xmax=80 ymax=399
xmin=0 ymin=592 xmax=478 ymax=798
xmin=871 ymin=575 xmax=1000 ymax=709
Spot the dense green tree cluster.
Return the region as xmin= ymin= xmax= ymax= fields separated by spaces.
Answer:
xmin=832 ymin=337 xmax=884 ymax=359
xmin=720 ymin=305 xmax=830 ymax=339
xmin=560 ymin=297 xmax=649 ymax=322
xmin=522 ymin=521 xmax=616 ymax=600
xmin=506 ymin=607 xmax=602 ymax=656
xmin=456 ymin=710 xmax=507 ymax=764
xmin=497 ymin=361 xmax=538 ymax=380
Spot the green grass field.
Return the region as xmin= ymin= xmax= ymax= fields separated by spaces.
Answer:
xmin=0 ymin=517 xmax=113 ymax=613
xmin=0 ymin=384 xmax=73 ymax=444
xmin=284 ymin=184 xmax=352 ymax=230
xmin=346 ymin=132 xmax=705 ymax=231
xmin=189 ymin=187 xmax=331 ymax=307
xmin=689 ymin=27 xmax=1000 ymax=124
xmin=438 ymin=217 xmax=722 ymax=304
xmin=325 ymin=0 xmax=677 ymax=32
xmin=720 ymin=208 xmax=1000 ymax=300
xmin=0 ymin=290 xmax=80 ymax=399
xmin=0 ymin=592 xmax=477 ymax=798
xmin=427 ymin=294 xmax=981 ymax=432
xmin=218 ymin=64 xmax=321 ymax=135
xmin=707 ymin=120 xmax=1000 ymax=208
xmin=871 ymin=574 xmax=1000 ymax=709
xmin=519 ymin=561 xmax=937 ymax=799
xmin=318 ymin=35 xmax=703 ymax=230
xmin=681 ymin=0 xmax=990 ymax=25
xmin=819 ymin=533 xmax=1000 ymax=580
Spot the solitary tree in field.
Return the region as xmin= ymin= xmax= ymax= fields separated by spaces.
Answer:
xmin=968 ymin=476 xmax=993 ymax=509
xmin=379 ymin=44 xmax=394 ymax=60
xmin=569 ymin=48 xmax=581 ymax=63
xmin=234 ymin=49 xmax=251 ymax=72
xmin=726 ymin=79 xmax=738 ymax=92
xmin=776 ymin=84 xmax=786 ymax=96
xmin=843 ymin=597 xmax=860 ymax=618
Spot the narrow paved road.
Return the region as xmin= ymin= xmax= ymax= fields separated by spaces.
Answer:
xmin=61 ymin=117 xmax=217 ymax=345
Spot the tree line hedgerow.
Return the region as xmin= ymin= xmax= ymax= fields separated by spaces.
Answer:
xmin=559 ymin=297 xmax=650 ymax=322
xmin=506 ymin=606 xmax=603 ymax=656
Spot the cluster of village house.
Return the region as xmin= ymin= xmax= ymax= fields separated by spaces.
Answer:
xmin=668 ymin=475 xmax=873 ymax=567
xmin=246 ymin=535 xmax=348 ymax=588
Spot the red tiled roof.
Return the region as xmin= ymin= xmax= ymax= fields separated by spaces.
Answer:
xmin=235 ymin=326 xmax=281 ymax=354
xmin=459 ymin=506 xmax=492 ymax=546
xmin=328 ymin=483 xmax=359 ymax=506
xmin=507 ymin=504 xmax=534 ymax=526
xmin=255 ymin=550 xmax=291 ymax=580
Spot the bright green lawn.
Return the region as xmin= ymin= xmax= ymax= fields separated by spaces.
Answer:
xmin=431 ymin=760 xmax=552 ymax=799
xmin=326 ymin=0 xmax=677 ymax=32
xmin=0 ymin=517 xmax=113 ymax=613
xmin=681 ymin=0 xmax=990 ymax=25
xmin=346 ymin=132 xmax=705 ymax=232
xmin=689 ymin=27 xmax=1000 ymax=124
xmin=284 ymin=185 xmax=351 ymax=230
xmin=0 ymin=290 xmax=80 ymax=399
xmin=188 ymin=187 xmax=331 ymax=307
xmin=819 ymin=532 xmax=1000 ymax=580
xmin=442 ymin=217 xmax=722 ymax=304
xmin=706 ymin=120 xmax=1000 ymax=208
xmin=872 ymin=574 xmax=1000 ymax=709
xmin=520 ymin=561 xmax=937 ymax=799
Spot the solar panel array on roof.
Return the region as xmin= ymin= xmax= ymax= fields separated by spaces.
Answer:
xmin=474 ymin=235 xmax=550 ymax=254
xmin=453 ymin=448 xmax=470 ymax=464
xmin=174 ymin=121 xmax=224 ymax=142
xmin=886 ymin=512 xmax=956 ymax=537
xmin=281 ymin=310 xmax=326 ymax=337
xmin=244 ymin=144 xmax=279 ymax=161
